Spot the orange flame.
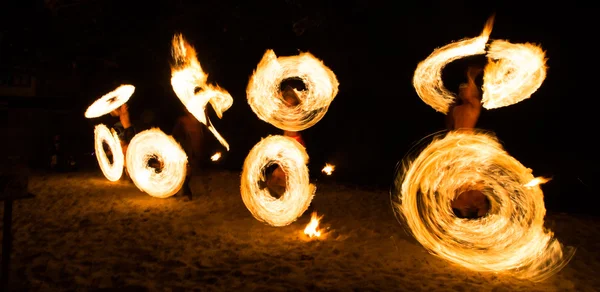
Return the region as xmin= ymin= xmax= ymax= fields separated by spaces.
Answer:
xmin=322 ymin=163 xmax=335 ymax=175
xmin=304 ymin=211 xmax=323 ymax=238
xmin=170 ymin=34 xmax=233 ymax=150
xmin=211 ymin=152 xmax=221 ymax=161
xmin=524 ymin=176 xmax=551 ymax=187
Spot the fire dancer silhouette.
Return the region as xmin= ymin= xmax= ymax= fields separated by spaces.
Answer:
xmin=265 ymin=85 xmax=306 ymax=198
xmin=447 ymin=65 xmax=491 ymax=219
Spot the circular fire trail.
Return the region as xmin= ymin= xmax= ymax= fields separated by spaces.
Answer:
xmin=246 ymin=49 xmax=339 ymax=132
xmin=482 ymin=40 xmax=547 ymax=109
xmin=94 ymin=124 xmax=124 ymax=182
xmin=413 ymin=16 xmax=547 ymax=113
xmin=391 ymin=131 xmax=574 ymax=281
xmin=126 ymin=128 xmax=188 ymax=198
xmin=241 ymin=135 xmax=315 ymax=227
xmin=85 ymin=85 xmax=135 ymax=118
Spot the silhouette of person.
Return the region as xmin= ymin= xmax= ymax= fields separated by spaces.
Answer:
xmin=172 ymin=108 xmax=206 ymax=199
xmin=109 ymin=104 xmax=136 ymax=180
xmin=446 ymin=66 xmax=483 ymax=131
xmin=266 ymin=85 xmax=306 ymax=198
xmin=447 ymin=66 xmax=491 ymax=219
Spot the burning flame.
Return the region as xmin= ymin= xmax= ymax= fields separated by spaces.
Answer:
xmin=94 ymin=124 xmax=124 ymax=181
xmin=322 ymin=164 xmax=335 ymax=175
xmin=413 ymin=16 xmax=494 ymax=114
xmin=240 ymin=135 xmax=316 ymax=227
xmin=246 ymin=49 xmax=339 ymax=132
xmin=393 ymin=131 xmax=573 ymax=281
xmin=524 ymin=176 xmax=551 ymax=187
xmin=482 ymin=40 xmax=547 ymax=109
xmin=304 ymin=211 xmax=323 ymax=238
xmin=211 ymin=152 xmax=222 ymax=161
xmin=85 ymin=85 xmax=135 ymax=118
xmin=170 ymin=34 xmax=233 ymax=150
xmin=126 ymin=128 xmax=188 ymax=198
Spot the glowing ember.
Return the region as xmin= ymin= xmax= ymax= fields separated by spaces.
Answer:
xmin=170 ymin=33 xmax=233 ymax=150
xmin=126 ymin=128 xmax=188 ymax=198
xmin=85 ymin=85 xmax=135 ymax=118
xmin=322 ymin=164 xmax=335 ymax=175
xmin=94 ymin=124 xmax=124 ymax=181
xmin=246 ymin=49 xmax=339 ymax=132
xmin=304 ymin=211 xmax=323 ymax=238
xmin=413 ymin=16 xmax=494 ymax=114
xmin=240 ymin=135 xmax=315 ymax=227
xmin=392 ymin=131 xmax=574 ymax=281
xmin=211 ymin=152 xmax=222 ymax=161
xmin=482 ymin=40 xmax=547 ymax=109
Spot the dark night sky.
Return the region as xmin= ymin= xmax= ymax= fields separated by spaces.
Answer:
xmin=2 ymin=1 xmax=596 ymax=214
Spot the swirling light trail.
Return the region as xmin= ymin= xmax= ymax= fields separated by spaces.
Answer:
xmin=392 ymin=131 xmax=574 ymax=281
xmin=413 ymin=15 xmax=548 ymax=113
xmin=126 ymin=128 xmax=188 ymax=199
xmin=85 ymin=85 xmax=135 ymax=118
xmin=246 ymin=49 xmax=339 ymax=132
xmin=482 ymin=40 xmax=547 ymax=109
xmin=94 ymin=124 xmax=124 ymax=182
xmin=241 ymin=135 xmax=315 ymax=227
xmin=413 ymin=17 xmax=494 ymax=114
xmin=170 ymin=34 xmax=233 ymax=150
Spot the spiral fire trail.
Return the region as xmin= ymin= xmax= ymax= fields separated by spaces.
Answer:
xmin=391 ymin=131 xmax=574 ymax=281
xmin=246 ymin=49 xmax=339 ymax=132
xmin=126 ymin=128 xmax=188 ymax=199
xmin=241 ymin=135 xmax=315 ymax=227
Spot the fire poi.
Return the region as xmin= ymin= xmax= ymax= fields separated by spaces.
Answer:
xmin=85 ymin=85 xmax=135 ymax=181
xmin=392 ymin=131 xmax=574 ymax=281
xmin=84 ymin=84 xmax=135 ymax=118
xmin=412 ymin=15 xmax=547 ymax=114
xmin=93 ymin=124 xmax=124 ymax=182
xmin=240 ymin=135 xmax=315 ymax=227
xmin=170 ymin=33 xmax=233 ymax=150
xmin=242 ymin=50 xmax=339 ymax=226
xmin=126 ymin=128 xmax=188 ymax=199
xmin=246 ymin=49 xmax=339 ymax=132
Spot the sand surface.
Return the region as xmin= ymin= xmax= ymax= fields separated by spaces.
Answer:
xmin=1 ymin=170 xmax=598 ymax=291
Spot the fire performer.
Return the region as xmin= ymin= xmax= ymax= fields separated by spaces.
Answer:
xmin=266 ymin=85 xmax=306 ymax=197
xmin=447 ymin=66 xmax=491 ymax=219
xmin=109 ymin=103 xmax=136 ymax=179
xmin=172 ymin=108 xmax=207 ymax=200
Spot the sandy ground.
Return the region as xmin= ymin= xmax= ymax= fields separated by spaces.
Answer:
xmin=1 ymin=169 xmax=598 ymax=291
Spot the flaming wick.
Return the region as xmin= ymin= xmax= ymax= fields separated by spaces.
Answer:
xmin=322 ymin=164 xmax=335 ymax=175
xmin=211 ymin=152 xmax=221 ymax=161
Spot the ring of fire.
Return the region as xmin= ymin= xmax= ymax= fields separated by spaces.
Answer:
xmin=241 ymin=135 xmax=315 ymax=227
xmin=246 ymin=49 xmax=339 ymax=132
xmin=391 ymin=131 xmax=574 ymax=281
xmin=85 ymin=85 xmax=135 ymax=118
xmin=126 ymin=128 xmax=188 ymax=199
xmin=94 ymin=124 xmax=124 ymax=182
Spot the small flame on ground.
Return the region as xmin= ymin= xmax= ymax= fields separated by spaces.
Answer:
xmin=211 ymin=152 xmax=221 ymax=161
xmin=304 ymin=211 xmax=323 ymax=238
xmin=322 ymin=164 xmax=335 ymax=175
xmin=524 ymin=176 xmax=551 ymax=187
